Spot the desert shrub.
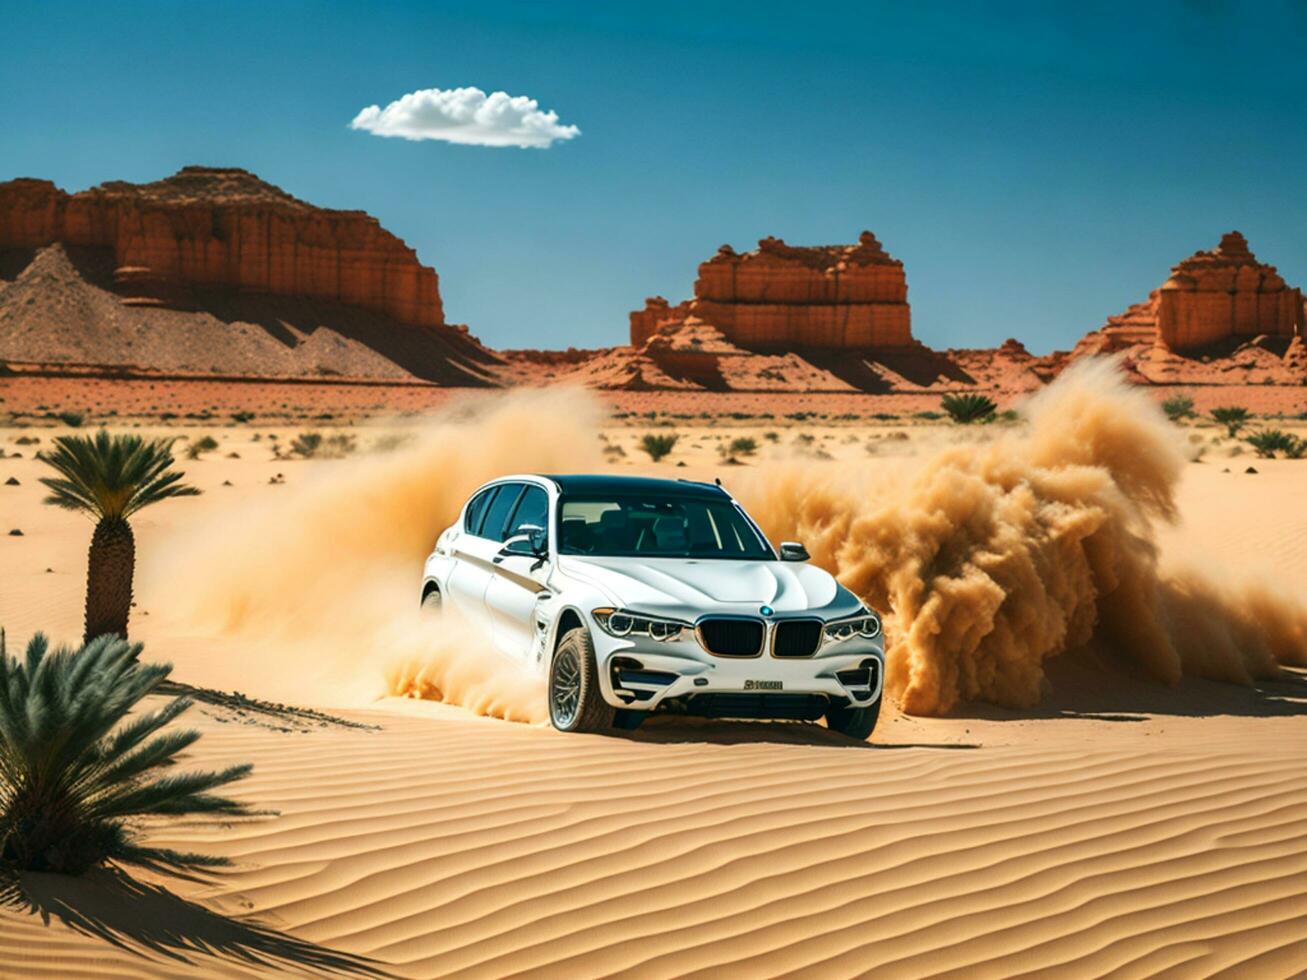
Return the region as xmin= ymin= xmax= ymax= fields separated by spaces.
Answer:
xmin=940 ymin=394 xmax=997 ymax=424
xmin=639 ymin=433 xmax=679 ymax=462
xmin=0 ymin=632 xmax=252 ymax=875
xmin=14 ymin=437 xmax=38 ymax=446
xmin=51 ymin=411 xmax=85 ymax=428
xmin=1161 ymin=395 xmax=1196 ymax=421
xmin=1210 ymin=406 xmax=1250 ymax=437
xmin=320 ymin=434 xmax=357 ymax=459
xmin=996 ymin=409 xmax=1020 ymax=423
xmin=185 ymin=435 xmax=219 ymax=460
xmin=914 ymin=410 xmax=943 ymax=421
xmin=1246 ymin=429 xmax=1304 ymax=459
xmin=871 ymin=412 xmax=898 ymax=421
xmin=602 ymin=443 xmax=626 ymax=458
xmin=230 ymin=411 xmax=256 ymax=424
xmin=764 ymin=431 xmax=780 ymax=442
xmin=290 ymin=432 xmax=324 ymax=458
xmin=728 ymin=437 xmax=758 ymax=457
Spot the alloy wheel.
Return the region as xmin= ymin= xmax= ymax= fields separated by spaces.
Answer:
xmin=551 ymin=647 xmax=582 ymax=727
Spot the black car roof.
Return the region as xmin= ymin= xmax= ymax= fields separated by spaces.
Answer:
xmin=543 ymin=474 xmax=728 ymax=497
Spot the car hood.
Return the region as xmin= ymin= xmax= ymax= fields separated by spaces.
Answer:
xmin=555 ymin=555 xmax=853 ymax=617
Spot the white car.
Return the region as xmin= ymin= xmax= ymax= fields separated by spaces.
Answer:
xmin=421 ymin=474 xmax=885 ymax=739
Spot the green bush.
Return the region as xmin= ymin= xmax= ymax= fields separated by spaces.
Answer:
xmin=230 ymin=411 xmax=256 ymax=424
xmin=185 ymin=435 xmax=219 ymax=460
xmin=1161 ymin=395 xmax=1195 ymax=421
xmin=0 ymin=632 xmax=252 ymax=875
xmin=290 ymin=432 xmax=324 ymax=458
xmin=640 ymin=433 xmax=679 ymax=462
xmin=913 ymin=410 xmax=944 ymax=421
xmin=1210 ymin=406 xmax=1250 ymax=437
xmin=728 ymin=437 xmax=758 ymax=457
xmin=940 ymin=394 xmax=997 ymax=424
xmin=1246 ymin=429 xmax=1304 ymax=459
xmin=52 ymin=411 xmax=85 ymax=428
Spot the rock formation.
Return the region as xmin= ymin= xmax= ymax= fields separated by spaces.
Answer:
xmin=1086 ymin=232 xmax=1302 ymax=353
xmin=630 ymin=231 xmax=914 ymax=350
xmin=0 ymin=166 xmax=444 ymax=327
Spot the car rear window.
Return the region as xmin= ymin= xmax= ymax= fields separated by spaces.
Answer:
xmin=478 ymin=483 xmax=526 ymax=542
xmin=463 ymin=487 xmax=498 ymax=534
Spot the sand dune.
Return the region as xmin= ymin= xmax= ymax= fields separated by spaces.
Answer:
xmin=2 ymin=394 xmax=1306 ymax=977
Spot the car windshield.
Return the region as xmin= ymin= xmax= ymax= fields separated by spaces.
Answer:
xmin=557 ymin=493 xmax=774 ymax=559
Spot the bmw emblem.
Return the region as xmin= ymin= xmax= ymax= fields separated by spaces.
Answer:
xmin=760 ymin=605 xmax=774 ymax=616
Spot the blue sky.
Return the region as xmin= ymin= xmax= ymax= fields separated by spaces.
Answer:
xmin=3 ymin=1 xmax=1305 ymax=353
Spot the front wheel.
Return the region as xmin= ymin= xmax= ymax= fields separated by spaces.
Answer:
xmin=826 ymin=698 xmax=881 ymax=741
xmin=549 ymin=627 xmax=615 ymax=733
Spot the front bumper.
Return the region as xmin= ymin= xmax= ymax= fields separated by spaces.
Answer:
xmin=592 ymin=624 xmax=885 ymax=716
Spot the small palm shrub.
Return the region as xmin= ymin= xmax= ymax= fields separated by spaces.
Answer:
xmin=39 ymin=432 xmax=199 ymax=641
xmin=1246 ymin=429 xmax=1305 ymax=459
xmin=640 ymin=433 xmax=679 ymax=462
xmin=186 ymin=435 xmax=220 ymax=460
xmin=0 ymin=632 xmax=252 ymax=875
xmin=54 ymin=411 xmax=85 ymax=428
xmin=1161 ymin=395 xmax=1195 ymax=421
xmin=940 ymin=394 xmax=997 ymax=424
xmin=1210 ymin=406 xmax=1250 ymax=437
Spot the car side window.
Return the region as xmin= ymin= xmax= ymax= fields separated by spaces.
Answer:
xmin=463 ymin=487 xmax=498 ymax=535
xmin=506 ymin=486 xmax=549 ymax=544
xmin=478 ymin=483 xmax=525 ymax=543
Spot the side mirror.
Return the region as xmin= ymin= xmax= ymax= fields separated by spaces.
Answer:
xmin=501 ymin=524 xmax=548 ymax=558
xmin=779 ymin=541 xmax=810 ymax=562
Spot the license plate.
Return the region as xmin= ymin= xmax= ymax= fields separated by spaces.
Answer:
xmin=744 ymin=680 xmax=783 ymax=691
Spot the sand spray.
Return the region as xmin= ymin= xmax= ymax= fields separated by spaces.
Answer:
xmin=148 ymin=360 xmax=1306 ymax=719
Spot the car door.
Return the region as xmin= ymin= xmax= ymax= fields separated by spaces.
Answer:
xmin=445 ymin=483 xmax=524 ymax=626
xmin=484 ymin=483 xmax=552 ymax=660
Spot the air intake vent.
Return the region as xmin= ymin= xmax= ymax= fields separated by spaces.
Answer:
xmin=772 ymin=619 xmax=823 ymax=658
xmin=696 ymin=618 xmax=764 ymax=657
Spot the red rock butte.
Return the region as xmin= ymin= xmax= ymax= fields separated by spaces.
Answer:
xmin=0 ymin=166 xmax=444 ymax=327
xmin=1092 ymin=232 xmax=1303 ymax=353
xmin=631 ymin=231 xmax=913 ymax=350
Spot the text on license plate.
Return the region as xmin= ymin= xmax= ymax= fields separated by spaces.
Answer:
xmin=743 ymin=680 xmax=783 ymax=691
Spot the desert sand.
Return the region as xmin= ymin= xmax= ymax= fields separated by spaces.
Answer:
xmin=1 ymin=378 xmax=1306 ymax=978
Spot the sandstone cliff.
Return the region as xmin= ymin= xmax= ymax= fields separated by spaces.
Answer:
xmin=0 ymin=166 xmax=444 ymax=327
xmin=1083 ymin=232 xmax=1303 ymax=354
xmin=629 ymin=231 xmax=914 ymax=350
xmin=0 ymin=167 xmax=504 ymax=384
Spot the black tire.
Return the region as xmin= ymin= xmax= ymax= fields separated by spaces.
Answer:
xmin=612 ymin=709 xmax=646 ymax=731
xmin=549 ymin=627 xmax=615 ymax=733
xmin=420 ymin=588 xmax=443 ymax=615
xmin=826 ymin=697 xmax=881 ymax=741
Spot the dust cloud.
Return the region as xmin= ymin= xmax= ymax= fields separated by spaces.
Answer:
xmin=148 ymin=387 xmax=603 ymax=721
xmin=150 ymin=361 xmax=1305 ymax=721
xmin=739 ymin=358 xmax=1307 ymax=714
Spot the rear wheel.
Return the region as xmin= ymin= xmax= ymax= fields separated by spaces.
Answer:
xmin=549 ymin=627 xmax=615 ymax=733
xmin=825 ymin=698 xmax=881 ymax=741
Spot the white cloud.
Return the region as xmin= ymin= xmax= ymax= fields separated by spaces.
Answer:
xmin=350 ymin=86 xmax=580 ymax=149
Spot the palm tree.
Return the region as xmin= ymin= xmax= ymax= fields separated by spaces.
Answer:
xmin=0 ymin=631 xmax=252 ymax=874
xmin=38 ymin=432 xmax=199 ymax=642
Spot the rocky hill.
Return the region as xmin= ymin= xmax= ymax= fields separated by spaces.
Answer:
xmin=0 ymin=167 xmax=502 ymax=384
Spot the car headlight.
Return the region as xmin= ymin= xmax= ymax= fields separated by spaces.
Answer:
xmin=592 ymin=608 xmax=688 ymax=642
xmin=824 ymin=611 xmax=881 ymax=642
